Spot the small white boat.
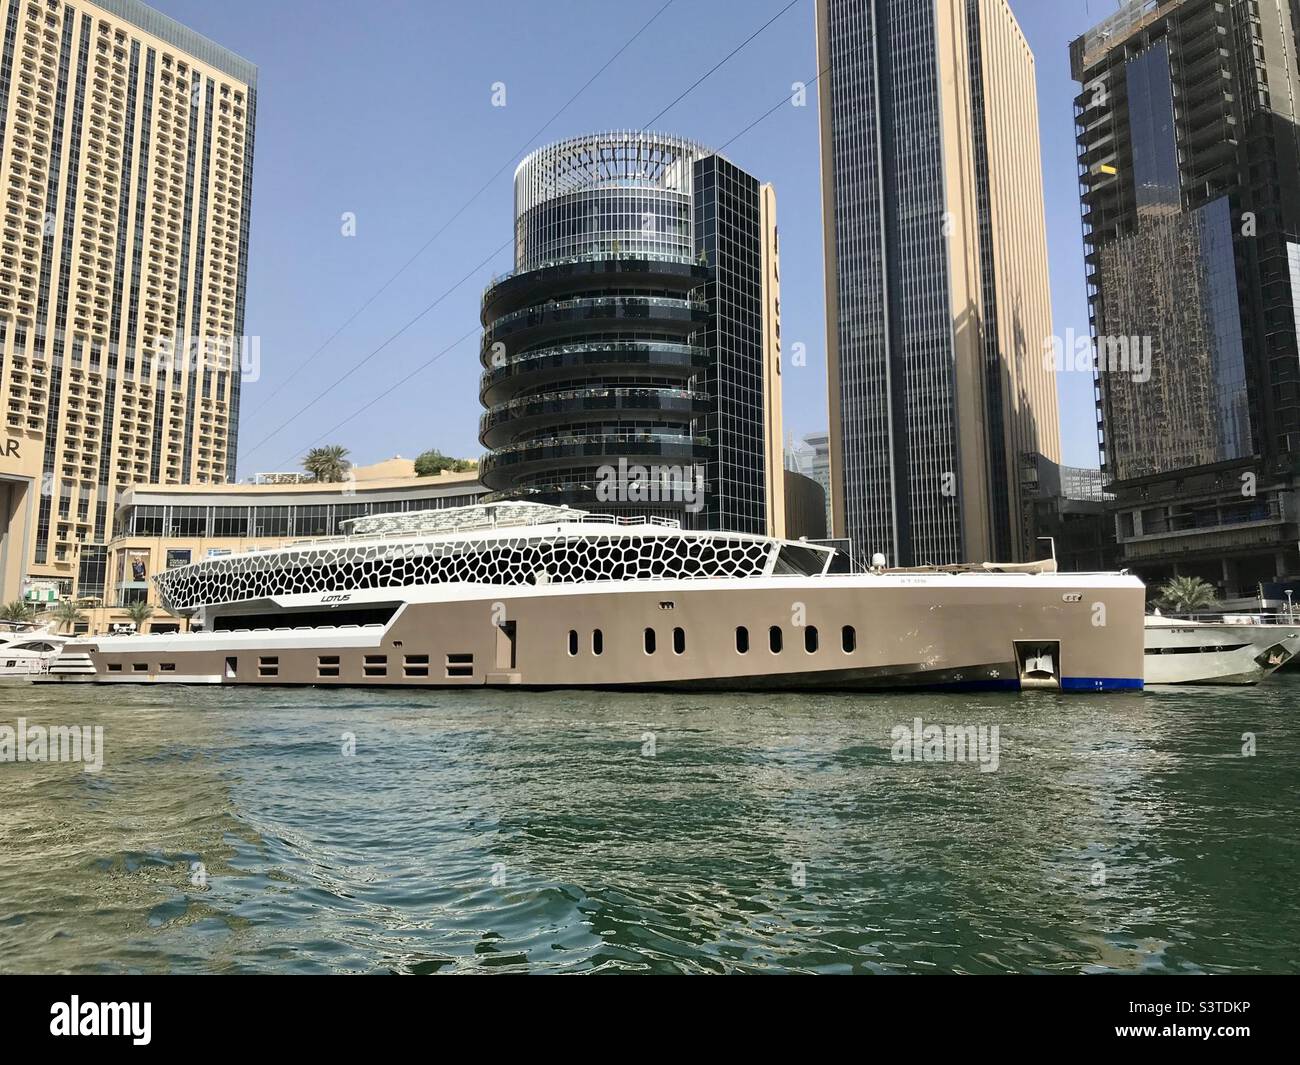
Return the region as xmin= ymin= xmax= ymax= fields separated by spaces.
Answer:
xmin=0 ymin=630 xmax=72 ymax=679
xmin=1144 ymin=615 xmax=1300 ymax=685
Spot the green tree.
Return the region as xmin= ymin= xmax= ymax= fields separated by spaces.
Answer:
xmin=1157 ymin=575 xmax=1219 ymax=616
xmin=1 ymin=600 xmax=36 ymax=623
xmin=414 ymin=449 xmax=476 ymax=476
xmin=302 ymin=445 xmax=350 ymax=483
xmin=125 ymin=600 xmax=155 ymax=631
xmin=50 ymin=599 xmax=85 ymax=633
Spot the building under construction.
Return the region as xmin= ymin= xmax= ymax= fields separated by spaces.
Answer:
xmin=1072 ymin=0 xmax=1300 ymax=597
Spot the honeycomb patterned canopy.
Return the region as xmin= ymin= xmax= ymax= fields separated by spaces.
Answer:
xmin=152 ymin=528 xmax=776 ymax=615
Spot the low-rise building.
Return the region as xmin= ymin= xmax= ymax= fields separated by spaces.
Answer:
xmin=69 ymin=462 xmax=484 ymax=633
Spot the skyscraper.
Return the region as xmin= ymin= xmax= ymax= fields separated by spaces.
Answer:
xmin=817 ymin=0 xmax=1061 ymax=565
xmin=785 ymin=430 xmax=832 ymax=534
xmin=0 ymin=0 xmax=256 ymax=604
xmin=478 ymin=131 xmax=784 ymax=536
xmin=1072 ymin=0 xmax=1300 ymax=595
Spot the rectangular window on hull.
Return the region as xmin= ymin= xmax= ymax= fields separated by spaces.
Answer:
xmin=364 ymin=654 xmax=387 ymax=678
xmin=404 ymin=653 xmax=429 ymax=678
xmin=318 ymin=655 xmax=340 ymax=678
xmin=212 ymin=605 xmax=399 ymax=631
xmin=446 ymin=652 xmax=473 ymax=678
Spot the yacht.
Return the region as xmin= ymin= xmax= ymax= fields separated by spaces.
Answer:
xmin=0 ymin=628 xmax=71 ymax=679
xmin=1144 ymin=614 xmax=1300 ymax=685
xmin=42 ymin=502 xmax=1146 ymax=692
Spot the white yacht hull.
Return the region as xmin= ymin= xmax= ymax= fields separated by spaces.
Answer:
xmin=1144 ymin=618 xmax=1300 ymax=685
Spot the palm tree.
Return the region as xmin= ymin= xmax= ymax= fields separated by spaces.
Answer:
xmin=302 ymin=445 xmax=350 ymax=483
xmin=125 ymin=600 xmax=154 ymax=631
xmin=1157 ymin=575 xmax=1219 ymax=616
xmin=1 ymin=600 xmax=36 ymax=623
xmin=50 ymin=599 xmax=85 ymax=633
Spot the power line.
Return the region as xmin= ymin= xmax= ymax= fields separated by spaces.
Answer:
xmin=243 ymin=0 xmax=679 ymax=422
xmin=241 ymin=232 xmax=514 ymax=459
xmin=271 ymin=65 xmax=824 ymax=472
xmin=243 ymin=0 xmax=810 ymax=470
xmin=640 ymin=0 xmax=803 ymax=131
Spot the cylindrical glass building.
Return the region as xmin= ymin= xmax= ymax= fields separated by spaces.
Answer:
xmin=479 ymin=132 xmax=716 ymax=519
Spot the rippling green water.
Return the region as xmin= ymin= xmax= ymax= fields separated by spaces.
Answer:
xmin=0 ymin=678 xmax=1296 ymax=974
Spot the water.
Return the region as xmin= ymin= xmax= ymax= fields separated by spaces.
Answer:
xmin=0 ymin=678 xmax=1295 ymax=974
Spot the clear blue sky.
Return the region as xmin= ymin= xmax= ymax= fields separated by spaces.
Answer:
xmin=152 ymin=0 xmax=1124 ymax=477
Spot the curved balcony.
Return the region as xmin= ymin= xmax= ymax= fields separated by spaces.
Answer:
xmin=479 ymin=340 xmax=708 ymax=406
xmin=482 ymin=295 xmax=708 ymax=359
xmin=480 ymin=386 xmax=709 ymax=449
xmin=481 ymin=252 xmax=707 ymax=321
xmin=479 ymin=431 xmax=711 ymax=490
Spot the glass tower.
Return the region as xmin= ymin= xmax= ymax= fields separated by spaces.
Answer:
xmin=479 ymin=132 xmax=783 ymax=536
xmin=817 ymin=0 xmax=1061 ymax=566
xmin=1072 ymin=0 xmax=1300 ymax=594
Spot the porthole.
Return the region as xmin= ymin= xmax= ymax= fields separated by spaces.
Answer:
xmin=736 ymin=626 xmax=749 ymax=654
xmin=769 ymin=626 xmax=783 ymax=654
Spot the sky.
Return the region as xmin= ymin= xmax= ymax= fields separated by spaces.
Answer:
xmin=150 ymin=0 xmax=1130 ymax=478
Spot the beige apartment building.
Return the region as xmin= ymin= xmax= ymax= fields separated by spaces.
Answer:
xmin=0 ymin=0 xmax=256 ymax=605
xmin=74 ymin=463 xmax=486 ymax=633
xmin=817 ymin=0 xmax=1061 ymax=565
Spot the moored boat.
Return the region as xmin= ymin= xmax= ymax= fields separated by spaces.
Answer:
xmin=0 ymin=629 xmax=72 ymax=679
xmin=1144 ymin=614 xmax=1300 ymax=685
xmin=41 ymin=502 xmax=1146 ymax=692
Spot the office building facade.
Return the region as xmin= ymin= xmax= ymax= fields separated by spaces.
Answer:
xmin=1072 ymin=0 xmax=1300 ymax=595
xmin=785 ymin=430 xmax=832 ymax=535
xmin=817 ymin=0 xmax=1061 ymax=565
xmin=478 ymin=131 xmax=784 ymax=536
xmin=0 ymin=0 xmax=255 ymax=604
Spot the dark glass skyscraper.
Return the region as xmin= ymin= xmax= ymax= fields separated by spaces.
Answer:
xmin=817 ymin=0 xmax=1061 ymax=567
xmin=478 ymin=132 xmax=784 ymax=535
xmin=1072 ymin=0 xmax=1300 ymax=594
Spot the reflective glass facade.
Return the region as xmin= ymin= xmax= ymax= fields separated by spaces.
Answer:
xmin=1126 ymin=42 xmax=1180 ymax=213
xmin=481 ymin=133 xmax=782 ymax=536
xmin=819 ymin=0 xmax=1061 ymax=565
xmin=1072 ymin=0 xmax=1300 ymax=589
xmin=1098 ymin=198 xmax=1250 ymax=480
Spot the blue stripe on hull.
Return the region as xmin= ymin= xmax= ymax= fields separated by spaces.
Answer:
xmin=936 ymin=677 xmax=1144 ymax=693
xmin=1060 ymin=677 xmax=1144 ymax=692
